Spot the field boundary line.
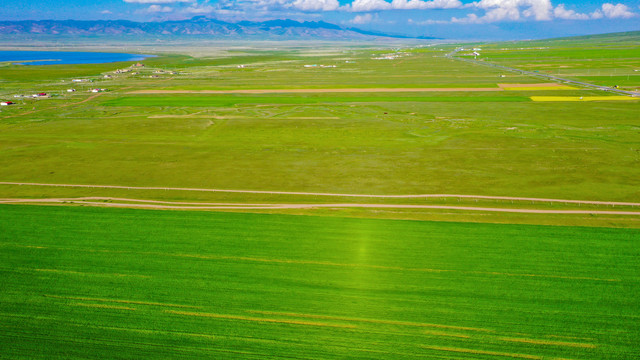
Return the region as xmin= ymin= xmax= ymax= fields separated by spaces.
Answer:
xmin=2 ymin=182 xmax=640 ymax=206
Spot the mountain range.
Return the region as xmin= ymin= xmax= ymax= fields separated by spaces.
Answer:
xmin=0 ymin=17 xmax=437 ymax=40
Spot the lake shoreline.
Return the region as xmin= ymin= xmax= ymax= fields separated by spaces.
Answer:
xmin=0 ymin=50 xmax=154 ymax=66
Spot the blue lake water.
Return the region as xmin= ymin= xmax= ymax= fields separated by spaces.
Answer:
xmin=0 ymin=51 xmax=154 ymax=65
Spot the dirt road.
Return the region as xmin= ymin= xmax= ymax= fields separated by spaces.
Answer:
xmin=2 ymin=182 xmax=639 ymax=207
xmin=1 ymin=197 xmax=639 ymax=215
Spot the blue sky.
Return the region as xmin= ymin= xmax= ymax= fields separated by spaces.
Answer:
xmin=1 ymin=0 xmax=639 ymax=39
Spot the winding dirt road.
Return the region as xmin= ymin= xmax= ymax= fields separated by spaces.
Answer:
xmin=1 ymin=197 xmax=640 ymax=215
xmin=2 ymin=182 xmax=640 ymax=211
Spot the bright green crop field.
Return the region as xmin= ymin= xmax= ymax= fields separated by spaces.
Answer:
xmin=1 ymin=204 xmax=639 ymax=359
xmin=1 ymin=32 xmax=640 ymax=359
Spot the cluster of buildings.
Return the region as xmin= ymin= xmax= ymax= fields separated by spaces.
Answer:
xmin=12 ymin=93 xmax=48 ymax=99
xmin=303 ymin=64 xmax=337 ymax=68
xmin=2 ymin=92 xmax=48 ymax=106
xmin=372 ymin=52 xmax=409 ymax=60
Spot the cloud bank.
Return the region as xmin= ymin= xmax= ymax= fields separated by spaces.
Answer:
xmin=121 ymin=0 xmax=637 ymax=24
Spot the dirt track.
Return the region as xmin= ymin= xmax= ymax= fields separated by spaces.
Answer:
xmin=129 ymin=87 xmax=504 ymax=94
xmin=497 ymin=83 xmax=567 ymax=88
xmin=1 ymin=197 xmax=640 ymax=215
xmin=2 ymin=182 xmax=640 ymax=207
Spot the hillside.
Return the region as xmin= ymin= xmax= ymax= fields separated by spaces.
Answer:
xmin=0 ymin=17 xmax=436 ymax=40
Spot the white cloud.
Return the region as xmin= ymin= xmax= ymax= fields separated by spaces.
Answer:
xmin=101 ymin=10 xmax=113 ymax=14
xmin=390 ymin=0 xmax=462 ymax=10
xmin=145 ymin=4 xmax=174 ymax=12
xmin=347 ymin=0 xmax=463 ymax=11
xmin=124 ymin=0 xmax=192 ymax=3
xmin=552 ymin=3 xmax=636 ymax=21
xmin=471 ymin=0 xmax=552 ymax=21
xmin=451 ymin=0 xmax=557 ymax=23
xmin=601 ymin=3 xmax=635 ymax=18
xmin=349 ymin=0 xmax=392 ymax=11
xmin=293 ymin=0 xmax=340 ymax=11
xmin=590 ymin=9 xmax=604 ymax=18
xmin=349 ymin=13 xmax=374 ymax=23
xmin=553 ymin=4 xmax=589 ymax=20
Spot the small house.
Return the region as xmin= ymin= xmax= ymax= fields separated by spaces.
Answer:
xmin=1 ymin=101 xmax=14 ymax=106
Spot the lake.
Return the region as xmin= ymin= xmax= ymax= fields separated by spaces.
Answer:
xmin=0 ymin=51 xmax=154 ymax=65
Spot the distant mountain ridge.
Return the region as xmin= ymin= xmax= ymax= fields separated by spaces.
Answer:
xmin=0 ymin=17 xmax=437 ymax=40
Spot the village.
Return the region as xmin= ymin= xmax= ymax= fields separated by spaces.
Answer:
xmin=0 ymin=61 xmax=181 ymax=110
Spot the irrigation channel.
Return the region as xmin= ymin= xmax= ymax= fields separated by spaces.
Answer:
xmin=446 ymin=49 xmax=640 ymax=97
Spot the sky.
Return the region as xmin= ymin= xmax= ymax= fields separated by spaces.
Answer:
xmin=1 ymin=0 xmax=639 ymax=39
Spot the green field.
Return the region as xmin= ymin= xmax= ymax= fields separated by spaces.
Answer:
xmin=105 ymin=94 xmax=532 ymax=107
xmin=1 ymin=205 xmax=639 ymax=359
xmin=473 ymin=32 xmax=640 ymax=91
xmin=1 ymin=32 xmax=640 ymax=359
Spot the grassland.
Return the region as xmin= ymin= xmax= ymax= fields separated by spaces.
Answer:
xmin=1 ymin=204 xmax=639 ymax=359
xmin=1 ymin=33 xmax=640 ymax=359
xmin=1 ymin=40 xmax=639 ymax=225
xmin=472 ymin=31 xmax=640 ymax=92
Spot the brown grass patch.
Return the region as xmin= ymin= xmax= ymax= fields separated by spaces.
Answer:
xmin=35 ymin=268 xmax=150 ymax=278
xmin=44 ymin=294 xmax=199 ymax=309
xmin=500 ymin=337 xmax=596 ymax=348
xmin=424 ymin=330 xmax=471 ymax=338
xmin=422 ymin=345 xmax=541 ymax=359
xmin=248 ymin=310 xmax=492 ymax=333
xmin=72 ymin=303 xmax=136 ymax=311
xmin=498 ymin=83 xmax=564 ymax=88
xmin=164 ymin=310 xmax=356 ymax=328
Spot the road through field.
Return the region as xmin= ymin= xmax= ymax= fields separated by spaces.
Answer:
xmin=447 ymin=49 xmax=640 ymax=97
xmin=2 ymin=182 xmax=640 ymax=207
xmin=2 ymin=197 xmax=640 ymax=215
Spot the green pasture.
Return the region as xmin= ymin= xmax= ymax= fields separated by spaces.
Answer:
xmin=104 ymin=94 xmax=531 ymax=107
xmin=2 ymin=94 xmax=638 ymax=204
xmin=1 ymin=205 xmax=639 ymax=359
xmin=2 ymin=31 xmax=640 ymax=360
xmin=470 ymin=33 xmax=640 ymax=85
xmin=0 ymin=34 xmax=639 ymax=211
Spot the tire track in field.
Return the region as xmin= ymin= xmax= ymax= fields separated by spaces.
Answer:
xmin=2 ymin=181 xmax=640 ymax=207
xmin=2 ymin=197 xmax=640 ymax=216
